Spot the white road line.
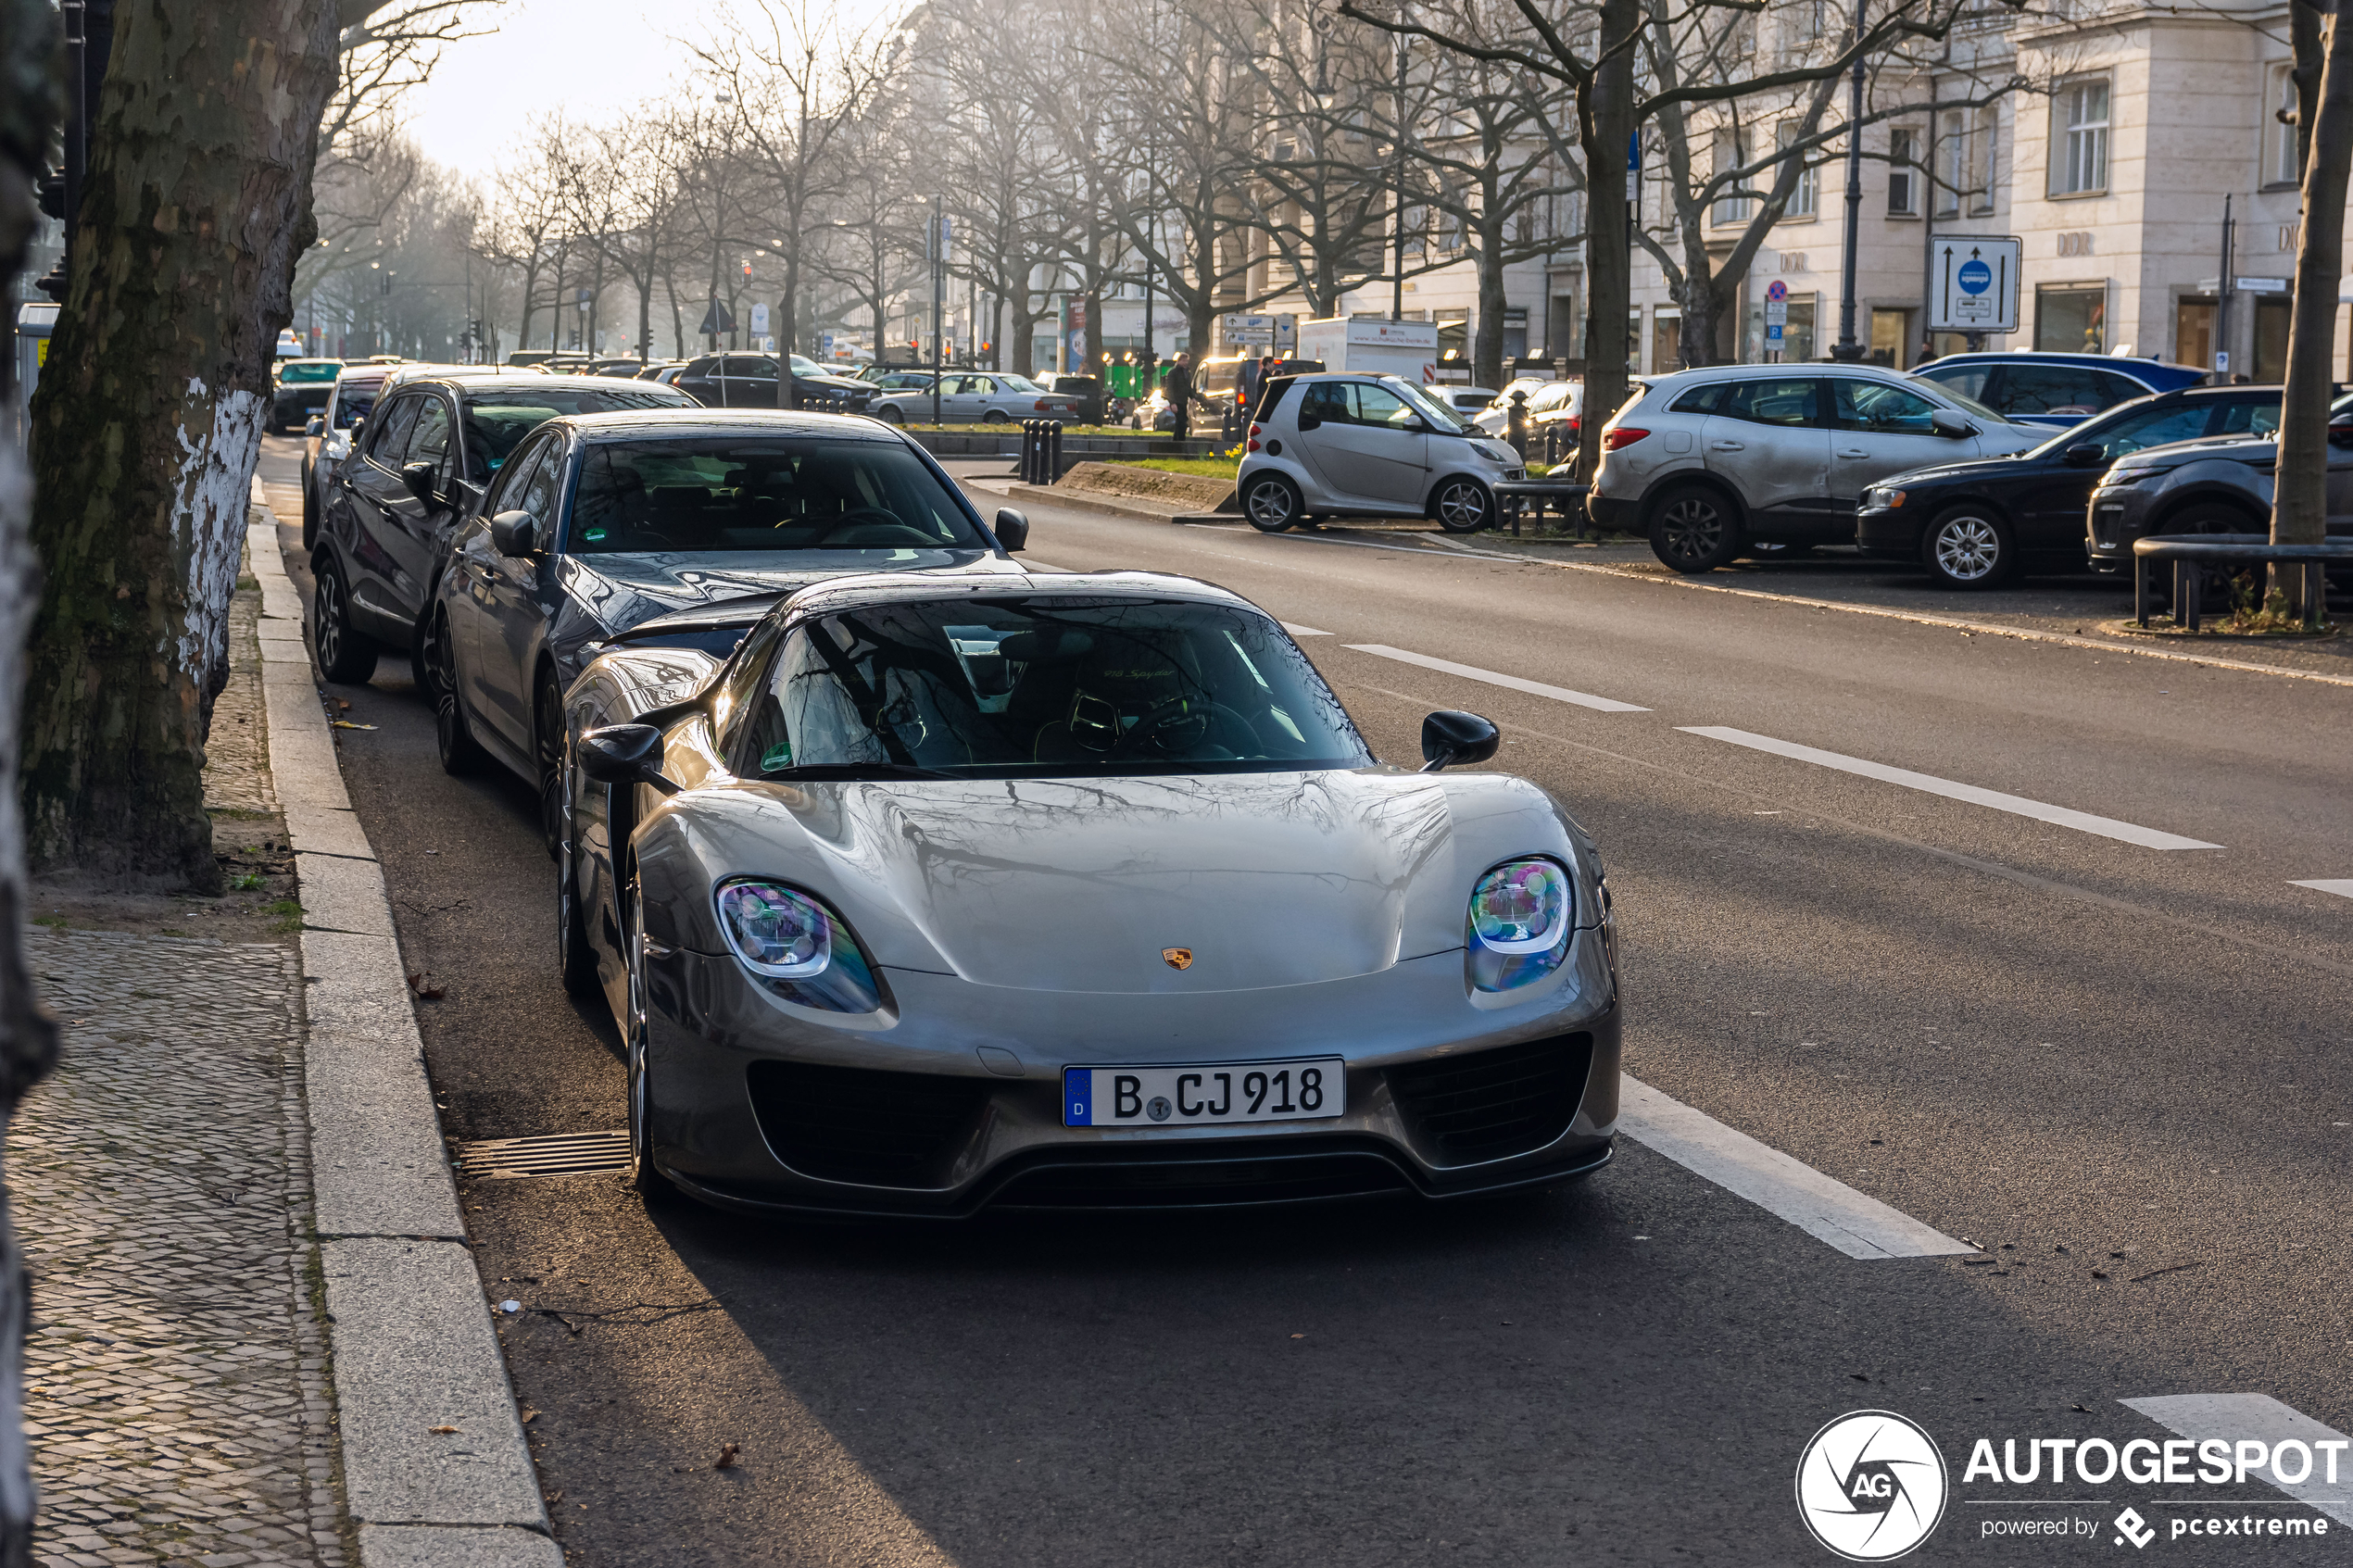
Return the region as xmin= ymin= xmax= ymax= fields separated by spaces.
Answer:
xmin=2120 ymin=1395 xmax=2353 ymax=1525
xmin=1678 ymin=726 xmax=2221 ymax=851
xmin=2291 ymin=879 xmax=2353 ymax=900
xmin=1343 ymin=645 xmax=1650 ymax=713
xmin=1618 ymin=1076 xmax=1974 ymax=1261
xmin=1280 ymin=622 xmax=1332 ymax=637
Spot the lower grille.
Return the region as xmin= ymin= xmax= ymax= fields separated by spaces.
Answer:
xmin=1387 ymin=1033 xmax=1594 ymax=1166
xmin=747 ymin=1060 xmax=990 ymax=1187
xmin=990 ymin=1144 xmax=1413 ymax=1209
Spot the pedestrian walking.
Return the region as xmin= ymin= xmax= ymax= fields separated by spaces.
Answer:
xmin=1165 ymin=353 xmax=1195 ymax=441
xmin=1239 ymin=354 xmax=1266 ymax=420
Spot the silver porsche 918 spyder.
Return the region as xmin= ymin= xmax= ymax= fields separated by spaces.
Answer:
xmin=560 ymin=568 xmax=1621 ymax=1216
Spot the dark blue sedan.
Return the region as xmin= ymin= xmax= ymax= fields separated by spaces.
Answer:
xmin=1911 ymin=352 xmax=2210 ymax=429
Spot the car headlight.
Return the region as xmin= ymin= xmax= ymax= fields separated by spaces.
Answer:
xmin=1466 ymin=857 xmax=1576 ymax=993
xmin=2104 ymin=465 xmax=2169 ymax=487
xmin=1867 ymin=487 xmax=1906 ymax=509
xmin=1470 ymin=439 xmax=1518 ymax=464
xmin=714 ymin=879 xmax=884 ymax=1012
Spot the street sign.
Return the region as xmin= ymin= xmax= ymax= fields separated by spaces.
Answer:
xmin=1927 ymin=236 xmax=2020 ymax=333
xmin=696 ymin=300 xmax=736 ymax=336
xmin=1765 ymin=280 xmax=1788 ymax=303
xmin=750 ymin=303 xmax=770 ymax=336
xmin=1222 ymin=312 xmax=1275 ymax=345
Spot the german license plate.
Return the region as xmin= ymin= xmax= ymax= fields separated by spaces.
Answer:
xmin=1063 ymin=1059 xmax=1345 ymax=1128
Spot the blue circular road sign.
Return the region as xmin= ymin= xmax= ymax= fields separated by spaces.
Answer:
xmin=1957 ymin=258 xmax=1993 ymax=295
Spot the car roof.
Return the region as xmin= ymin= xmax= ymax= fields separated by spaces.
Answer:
xmin=396 ymin=372 xmax=690 ymax=398
xmin=1640 ymin=362 xmax=1918 ymax=385
xmin=553 ymin=408 xmax=901 ymax=443
xmin=1922 ymin=351 xmax=2206 ymax=379
xmin=779 ymin=569 xmax=1254 ymax=625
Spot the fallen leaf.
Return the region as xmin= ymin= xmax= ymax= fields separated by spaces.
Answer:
xmin=430 ymin=1425 xmax=460 ymax=1435
xmin=329 ymin=721 xmax=378 ymax=731
xmin=336 ymin=699 xmax=351 ymax=710
xmin=2071 ymin=1404 xmax=2092 ymax=1413
xmin=1290 ymin=1333 xmax=1305 ymax=1339
xmin=2091 ymin=1270 xmax=2109 ymax=1280
xmin=406 ymin=971 xmax=446 ymax=1000
xmin=545 ymin=1490 xmax=563 ymax=1507
xmin=714 ymin=1442 xmax=741 ymax=1471
xmin=522 ymin=1409 xmax=539 ymax=1424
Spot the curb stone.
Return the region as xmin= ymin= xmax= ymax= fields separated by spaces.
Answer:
xmin=246 ymin=494 xmax=560 ymax=1568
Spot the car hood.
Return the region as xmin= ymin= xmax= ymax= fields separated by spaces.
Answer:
xmin=1878 ymin=450 xmax=2064 ymax=488
xmin=639 ymin=768 xmax=1596 ymax=995
xmin=557 ymin=549 xmax=1020 ymax=638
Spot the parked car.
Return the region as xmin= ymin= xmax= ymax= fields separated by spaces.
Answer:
xmin=1911 ymin=352 xmax=2209 ymax=429
xmin=1236 ymin=372 xmax=1528 ymax=533
xmin=1044 ymin=373 xmax=1106 ymax=424
xmin=424 ymin=408 xmax=1030 ymax=850
xmin=1585 ymin=364 xmax=2046 ymax=572
xmin=299 ymin=365 xmax=394 ymax=548
xmin=2084 ymin=395 xmax=2353 ymax=577
xmin=673 ymin=353 xmax=876 ymax=413
xmin=556 ymin=567 xmax=1621 ymax=1211
xmin=1855 ymin=383 xmax=2287 ymax=588
xmin=1128 ymin=388 xmax=1176 ymax=431
xmin=309 ymin=373 xmax=692 ymax=690
xmin=1431 ymin=385 xmax=1499 ymax=419
xmin=869 ymin=371 xmax=1080 ymax=425
xmin=1474 ymin=381 xmax=1580 ymax=443
xmin=271 ymin=358 xmax=344 ymax=433
xmin=633 ymin=360 xmax=686 ymax=382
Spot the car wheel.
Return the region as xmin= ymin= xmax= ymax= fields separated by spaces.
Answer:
xmin=1241 ymin=472 xmax=1302 ymax=533
xmin=1920 ymin=505 xmax=2018 ymax=589
xmin=422 ymin=609 xmax=485 ymax=775
xmin=1646 ymin=484 xmax=1743 ymax=573
xmin=876 ymin=404 xmax=904 ymax=425
xmin=623 ymin=883 xmax=671 ymax=1198
xmin=311 ymin=557 xmax=380 ymax=684
xmin=535 ymin=664 xmax=566 ymax=859
xmin=983 ymin=409 xmax=1010 ymax=423
xmin=556 ymin=833 xmax=598 ymax=998
xmin=1430 ymin=476 xmax=1494 ymax=533
xmin=301 ymin=480 xmax=320 ymax=551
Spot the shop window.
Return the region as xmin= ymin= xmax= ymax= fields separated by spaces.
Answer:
xmin=2035 ymin=284 xmax=2107 ymax=352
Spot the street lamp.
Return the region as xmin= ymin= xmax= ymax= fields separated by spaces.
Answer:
xmin=1830 ymin=0 xmax=1869 ymax=360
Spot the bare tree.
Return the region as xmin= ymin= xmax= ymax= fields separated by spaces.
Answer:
xmin=2271 ymin=0 xmax=2349 ymax=622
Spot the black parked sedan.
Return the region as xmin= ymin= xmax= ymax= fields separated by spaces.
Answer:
xmin=1855 ymin=384 xmax=2285 ymax=587
xmin=421 ymin=408 xmax=1032 ymax=850
xmin=672 ymin=352 xmax=875 ymax=413
xmin=310 ymin=373 xmax=691 ymax=683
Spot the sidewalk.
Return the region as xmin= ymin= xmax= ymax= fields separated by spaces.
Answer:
xmin=9 ymin=507 xmax=557 ymax=1568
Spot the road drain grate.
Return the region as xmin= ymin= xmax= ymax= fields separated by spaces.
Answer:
xmin=454 ymin=1130 xmax=631 ymax=1179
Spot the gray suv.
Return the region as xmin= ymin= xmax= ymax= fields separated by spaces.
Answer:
xmin=1585 ymin=364 xmax=2044 ymax=571
xmin=2086 ymin=412 xmax=2353 ymax=573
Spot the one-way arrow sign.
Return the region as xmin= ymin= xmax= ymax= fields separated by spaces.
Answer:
xmin=1928 ymin=236 xmax=2020 ymax=333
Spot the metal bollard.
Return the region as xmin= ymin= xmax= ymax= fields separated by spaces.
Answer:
xmin=1507 ymin=392 xmax=1529 ymax=460
xmin=1047 ymin=420 xmax=1063 ymax=483
xmin=2174 ymin=558 xmax=2202 ymax=633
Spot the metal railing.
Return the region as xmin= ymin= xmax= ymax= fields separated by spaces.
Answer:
xmin=2133 ymin=532 xmax=2352 ymax=631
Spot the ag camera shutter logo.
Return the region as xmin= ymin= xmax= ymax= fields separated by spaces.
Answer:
xmin=1795 ymin=1411 xmax=1950 ymax=1561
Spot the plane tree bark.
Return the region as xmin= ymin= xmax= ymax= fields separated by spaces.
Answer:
xmin=22 ymin=0 xmax=346 ymax=889
xmin=2271 ymin=0 xmax=2349 ymax=623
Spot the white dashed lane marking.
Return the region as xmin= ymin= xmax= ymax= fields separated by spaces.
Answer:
xmin=2291 ymin=879 xmax=2353 ymax=900
xmin=2120 ymin=1395 xmax=2353 ymax=1525
xmin=1678 ymin=726 xmax=2222 ymax=851
xmin=1343 ymin=645 xmax=1650 ymax=714
xmin=1617 ymin=1076 xmax=1973 ymax=1261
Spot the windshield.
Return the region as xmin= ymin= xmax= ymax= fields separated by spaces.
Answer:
xmin=1390 ymin=379 xmax=1475 ymax=433
xmin=1908 ymin=375 xmax=2015 ymax=425
xmin=459 ymin=387 xmax=686 ymax=482
xmin=739 ymin=596 xmax=1370 ymax=780
xmin=564 ymin=437 xmax=988 ymax=555
xmin=998 ymin=373 xmax=1044 ymax=393
xmin=789 ymin=355 xmax=822 ymax=375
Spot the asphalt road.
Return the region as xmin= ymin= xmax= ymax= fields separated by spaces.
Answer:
xmin=258 ymin=436 xmax=2353 ymax=1566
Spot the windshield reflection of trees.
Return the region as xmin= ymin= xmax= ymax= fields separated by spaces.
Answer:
xmin=761 ymin=598 xmax=1369 ymax=779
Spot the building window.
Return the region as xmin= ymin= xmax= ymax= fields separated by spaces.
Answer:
xmin=2052 ymin=79 xmax=2108 ymax=196
xmin=1713 ymin=128 xmax=1753 ymax=226
xmin=1935 ymin=110 xmax=1965 ymax=218
xmin=2269 ymin=64 xmax=2300 ymax=187
xmin=1888 ymin=128 xmax=1919 ymax=214
xmin=1780 ymin=122 xmax=1818 ymax=217
xmin=1968 ymin=107 xmax=1998 ymax=214
xmin=2036 ymin=283 xmax=2106 ymax=352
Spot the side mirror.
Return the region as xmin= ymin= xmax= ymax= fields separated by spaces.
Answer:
xmin=400 ymin=459 xmax=439 ymax=502
xmin=992 ymin=508 xmax=1030 ymax=552
xmin=1418 ymin=709 xmax=1501 ymax=773
xmin=2062 ymin=442 xmax=2107 ymax=468
xmin=305 ymin=417 xmax=325 ymax=438
xmin=489 ymin=508 xmax=539 ymax=558
xmin=577 ymin=722 xmax=681 ymax=796
xmin=1931 ymin=410 xmax=1973 ymax=439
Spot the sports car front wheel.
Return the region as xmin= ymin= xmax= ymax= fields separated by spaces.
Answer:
xmin=623 ymin=884 xmax=670 ymax=1198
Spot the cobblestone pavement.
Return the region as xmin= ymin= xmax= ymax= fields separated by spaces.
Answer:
xmin=6 ymin=533 xmax=348 ymax=1568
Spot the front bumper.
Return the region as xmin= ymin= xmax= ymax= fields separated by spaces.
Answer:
xmin=640 ymin=935 xmax=1622 ymax=1217
xmin=1854 ymin=502 xmax=1921 ymax=559
xmin=2085 ymin=490 xmax=2135 ymax=571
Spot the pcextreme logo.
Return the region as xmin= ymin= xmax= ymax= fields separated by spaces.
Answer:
xmin=1796 ymin=1410 xmax=1952 ymax=1562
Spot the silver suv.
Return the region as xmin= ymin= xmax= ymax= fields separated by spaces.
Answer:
xmin=1585 ymin=364 xmax=2044 ymax=571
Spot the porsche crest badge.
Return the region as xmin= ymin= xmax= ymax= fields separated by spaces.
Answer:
xmin=1161 ymin=947 xmax=1194 ymax=971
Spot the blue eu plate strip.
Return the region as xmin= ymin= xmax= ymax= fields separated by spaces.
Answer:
xmin=1063 ymin=1068 xmax=1092 ymax=1127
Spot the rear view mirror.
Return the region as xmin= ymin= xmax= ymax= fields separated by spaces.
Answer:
xmin=577 ymin=723 xmax=681 ymax=795
xmin=992 ymin=507 xmax=1030 ymax=552
xmin=2062 ymin=443 xmax=2107 ymax=468
xmin=1419 ymin=709 xmax=1501 ymax=773
xmin=400 ymin=460 xmax=439 ymax=502
xmin=1931 ymin=410 xmax=1972 ymax=439
xmin=489 ymin=508 xmax=538 ymax=558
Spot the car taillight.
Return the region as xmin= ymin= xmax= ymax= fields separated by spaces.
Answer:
xmin=1567 ymin=416 xmax=1580 ymax=434
xmin=1034 ymin=400 xmax=1053 ymax=411
xmin=1604 ymin=427 xmax=1649 ymax=451
xmin=1249 ymin=422 xmax=1262 ymax=436
xmin=1248 ymin=439 xmax=1262 ymax=452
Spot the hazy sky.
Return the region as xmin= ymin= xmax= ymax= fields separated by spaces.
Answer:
xmin=399 ymin=0 xmax=736 ymax=182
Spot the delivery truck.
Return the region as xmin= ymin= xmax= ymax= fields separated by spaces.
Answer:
xmin=1294 ymin=316 xmax=1441 ymax=381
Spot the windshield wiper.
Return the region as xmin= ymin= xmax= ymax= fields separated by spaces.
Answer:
xmin=765 ymin=762 xmax=960 ymax=782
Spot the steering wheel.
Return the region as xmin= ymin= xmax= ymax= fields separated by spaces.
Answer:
xmin=1111 ymin=697 xmax=1260 ymax=759
xmin=816 ymin=510 xmax=936 ymax=548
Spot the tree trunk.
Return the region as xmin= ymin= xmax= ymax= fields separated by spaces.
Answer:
xmin=2272 ymin=0 xmax=2353 ymax=622
xmin=1578 ymin=0 xmax=1639 ymax=480
xmin=23 ymin=0 xmax=343 ymax=890
xmin=1474 ymin=222 xmax=1509 ymax=389
xmin=0 ymin=6 xmax=66 ymax=1560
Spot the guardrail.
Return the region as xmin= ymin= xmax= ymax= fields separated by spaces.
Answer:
xmin=1493 ymin=478 xmax=1592 ymax=538
xmin=1019 ymin=420 xmax=1063 ymax=486
xmin=2133 ymin=532 xmax=2353 ymax=631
